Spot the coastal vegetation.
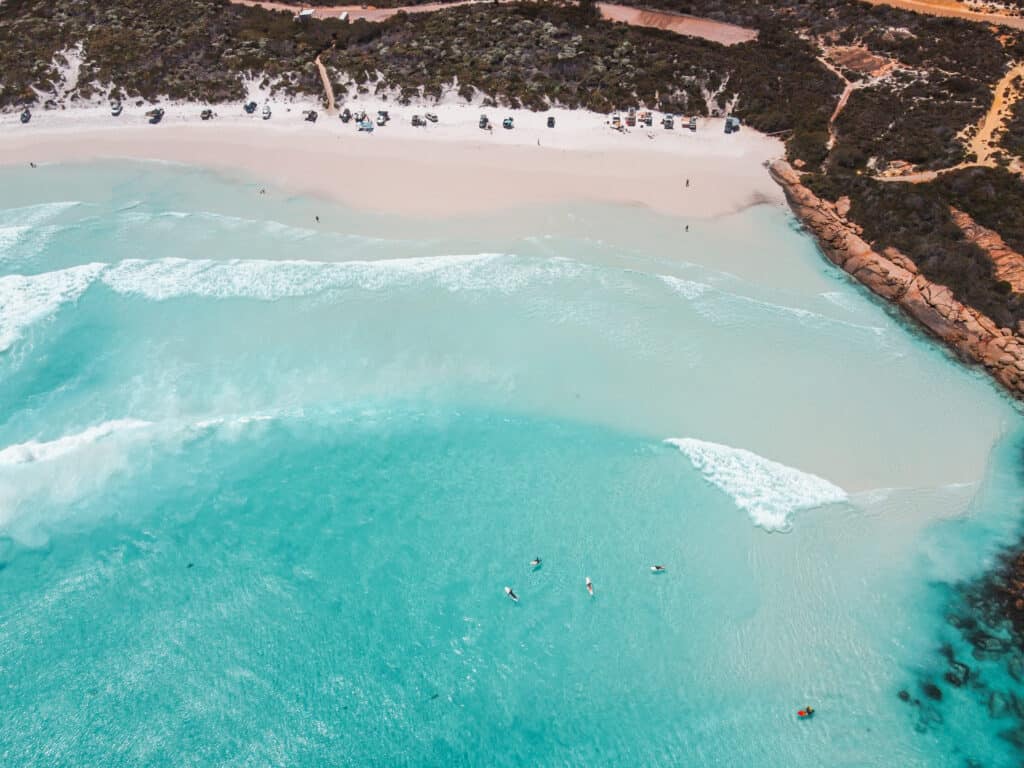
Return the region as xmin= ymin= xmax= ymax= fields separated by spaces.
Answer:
xmin=1003 ymin=88 xmax=1024 ymax=157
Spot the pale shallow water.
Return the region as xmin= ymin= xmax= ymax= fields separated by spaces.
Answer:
xmin=0 ymin=162 xmax=1022 ymax=766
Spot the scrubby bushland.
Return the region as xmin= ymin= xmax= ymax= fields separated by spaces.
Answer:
xmin=0 ymin=0 xmax=375 ymax=106
xmin=841 ymin=175 xmax=1024 ymax=328
xmin=937 ymin=166 xmax=1024 ymax=256
xmin=617 ymin=0 xmax=1019 ymax=171
xmin=1002 ymin=87 xmax=1024 ymax=159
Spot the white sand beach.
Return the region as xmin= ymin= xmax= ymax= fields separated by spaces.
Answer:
xmin=0 ymin=97 xmax=785 ymax=218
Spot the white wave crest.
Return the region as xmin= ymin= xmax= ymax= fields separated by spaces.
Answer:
xmin=99 ymin=253 xmax=581 ymax=301
xmin=665 ymin=437 xmax=847 ymax=531
xmin=0 ymin=419 xmax=152 ymax=465
xmin=0 ymin=253 xmax=588 ymax=350
xmin=0 ymin=201 xmax=80 ymax=228
xmin=659 ymin=275 xmax=711 ymax=299
xmin=0 ymin=226 xmax=30 ymax=258
xmin=0 ymin=263 xmax=106 ymax=352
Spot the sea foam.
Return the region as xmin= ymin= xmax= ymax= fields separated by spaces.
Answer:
xmin=0 ymin=226 xmax=30 ymax=259
xmin=665 ymin=437 xmax=847 ymax=531
xmin=0 ymin=263 xmax=106 ymax=352
xmin=0 ymin=201 xmax=80 ymax=228
xmin=658 ymin=275 xmax=711 ymax=299
xmin=0 ymin=419 xmax=152 ymax=465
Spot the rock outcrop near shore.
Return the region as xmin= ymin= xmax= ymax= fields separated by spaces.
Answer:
xmin=770 ymin=160 xmax=1024 ymax=400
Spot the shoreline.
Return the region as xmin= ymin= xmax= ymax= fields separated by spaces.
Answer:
xmin=771 ymin=159 xmax=1024 ymax=403
xmin=0 ymin=100 xmax=784 ymax=220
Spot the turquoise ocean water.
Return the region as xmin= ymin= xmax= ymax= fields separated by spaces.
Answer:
xmin=1 ymin=162 xmax=1022 ymax=766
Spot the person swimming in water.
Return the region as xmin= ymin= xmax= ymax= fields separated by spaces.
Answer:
xmin=585 ymin=577 xmax=594 ymax=596
xmin=650 ymin=565 xmax=666 ymax=572
xmin=530 ymin=557 xmax=541 ymax=568
xmin=797 ymin=706 xmax=815 ymax=719
xmin=505 ymin=586 xmax=519 ymax=602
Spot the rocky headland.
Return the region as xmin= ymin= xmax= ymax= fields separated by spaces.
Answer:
xmin=771 ymin=159 xmax=1024 ymax=402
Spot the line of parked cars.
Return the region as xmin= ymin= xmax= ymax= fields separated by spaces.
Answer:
xmin=611 ymin=108 xmax=699 ymax=132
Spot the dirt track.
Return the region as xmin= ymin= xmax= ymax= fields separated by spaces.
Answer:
xmin=862 ymin=0 xmax=1024 ymax=30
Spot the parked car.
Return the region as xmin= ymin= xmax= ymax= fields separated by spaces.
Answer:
xmin=304 ymin=110 xmax=318 ymax=123
xmin=502 ymin=116 xmax=514 ymax=129
xmin=547 ymin=115 xmax=555 ymax=128
xmin=244 ymin=101 xmax=257 ymax=114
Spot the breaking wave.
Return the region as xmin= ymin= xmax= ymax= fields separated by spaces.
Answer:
xmin=0 ymin=419 xmax=152 ymax=465
xmin=0 ymin=226 xmax=30 ymax=259
xmin=658 ymin=275 xmax=711 ymax=300
xmin=665 ymin=437 xmax=847 ymax=531
xmin=0 ymin=412 xmax=281 ymax=542
xmin=0 ymin=201 xmax=80 ymax=228
xmin=0 ymin=254 xmax=592 ymax=353
xmin=0 ymin=263 xmax=105 ymax=352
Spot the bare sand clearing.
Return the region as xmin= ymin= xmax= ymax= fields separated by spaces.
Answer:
xmin=0 ymin=100 xmax=783 ymax=218
xmin=231 ymin=0 xmax=481 ymax=22
xmin=596 ymin=4 xmax=756 ymax=45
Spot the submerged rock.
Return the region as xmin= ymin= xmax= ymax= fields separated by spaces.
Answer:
xmin=944 ymin=660 xmax=971 ymax=687
xmin=971 ymin=633 xmax=1009 ymax=661
xmin=947 ymin=614 xmax=978 ymax=631
xmin=988 ymin=692 xmax=1010 ymax=719
xmin=998 ymin=725 xmax=1024 ymax=749
xmin=1008 ymin=655 xmax=1024 ymax=683
xmin=921 ymin=682 xmax=943 ymax=701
